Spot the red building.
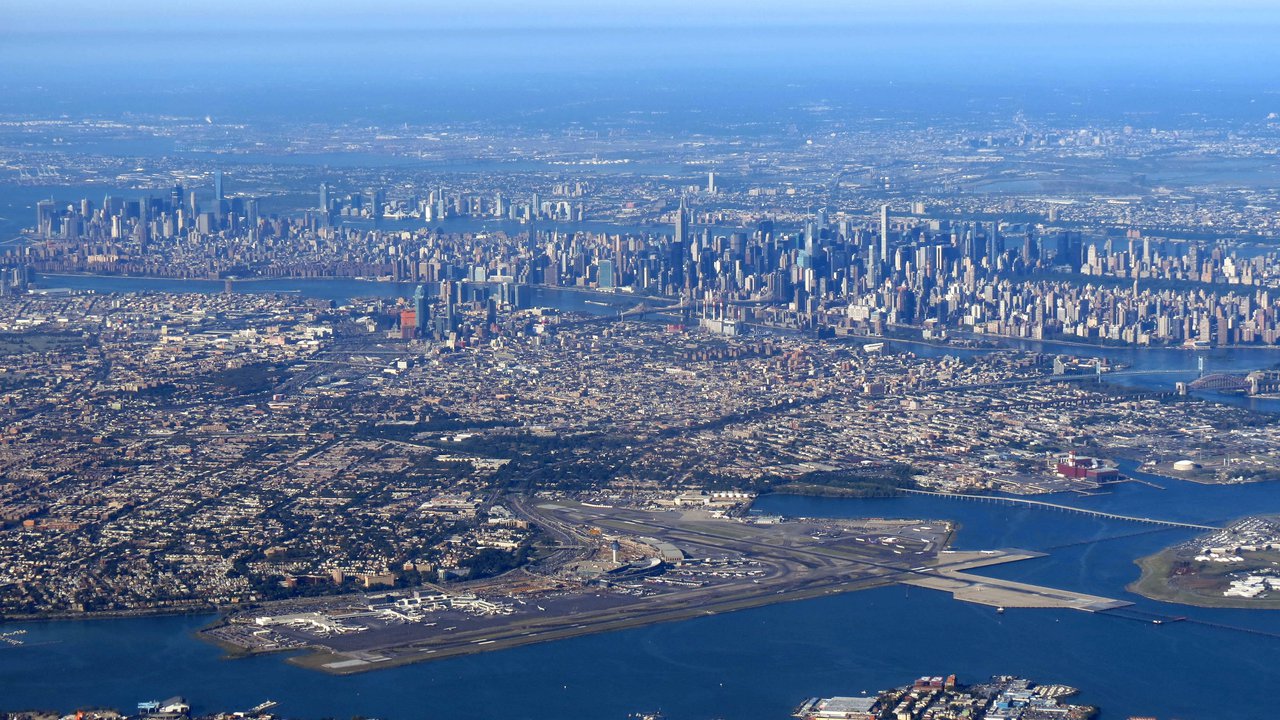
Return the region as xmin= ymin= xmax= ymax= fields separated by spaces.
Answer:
xmin=399 ymin=309 xmax=416 ymax=339
xmin=1055 ymin=451 xmax=1121 ymax=481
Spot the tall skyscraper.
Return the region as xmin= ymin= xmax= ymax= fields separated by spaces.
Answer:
xmin=319 ymin=183 xmax=329 ymax=213
xmin=214 ymin=171 xmax=224 ymax=205
xmin=413 ymin=284 xmax=429 ymax=335
xmin=707 ymin=171 xmax=716 ymax=194
xmin=598 ymin=259 xmax=616 ymax=289
xmin=245 ymin=198 xmax=260 ymax=228
xmin=867 ymin=241 xmax=880 ymax=289
xmin=674 ymin=196 xmax=688 ymax=245
xmin=880 ymin=204 xmax=890 ymax=260
xmin=35 ymin=199 xmax=56 ymax=238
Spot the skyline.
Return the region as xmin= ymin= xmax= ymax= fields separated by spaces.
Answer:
xmin=3 ymin=2 xmax=1280 ymax=719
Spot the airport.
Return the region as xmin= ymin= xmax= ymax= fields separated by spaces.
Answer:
xmin=203 ymin=497 xmax=1134 ymax=674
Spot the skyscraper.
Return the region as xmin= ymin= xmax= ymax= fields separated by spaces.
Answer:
xmin=707 ymin=171 xmax=716 ymax=194
xmin=674 ymin=196 xmax=688 ymax=245
xmin=214 ymin=170 xmax=224 ymax=203
xmin=867 ymin=240 xmax=879 ymax=289
xmin=413 ymin=285 xmax=429 ymax=336
xmin=246 ymin=198 xmax=260 ymax=228
xmin=598 ymin=259 xmax=616 ymax=289
xmin=319 ymin=183 xmax=329 ymax=213
xmin=880 ymin=204 xmax=890 ymax=260
xmin=35 ymin=199 xmax=56 ymax=238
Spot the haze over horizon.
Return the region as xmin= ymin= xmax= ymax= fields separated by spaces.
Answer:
xmin=3 ymin=0 xmax=1279 ymax=118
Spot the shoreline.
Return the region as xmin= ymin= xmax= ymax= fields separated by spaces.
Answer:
xmin=1128 ymin=545 xmax=1280 ymax=610
xmin=290 ymin=571 xmax=905 ymax=676
xmin=32 ymin=272 xmax=671 ymax=303
xmin=26 ymin=272 xmax=1280 ymax=353
xmin=0 ymin=603 xmax=220 ymax=626
xmin=206 ymin=514 xmax=972 ymax=677
xmin=2 ymin=477 xmax=1265 ymax=627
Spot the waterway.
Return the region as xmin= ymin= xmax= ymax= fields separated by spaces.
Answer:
xmin=4 ymin=274 xmax=1280 ymax=718
xmin=39 ymin=270 xmax=1280 ymax=408
xmin=3 ymin=473 xmax=1277 ymax=719
xmin=30 ymin=273 xmax=643 ymax=316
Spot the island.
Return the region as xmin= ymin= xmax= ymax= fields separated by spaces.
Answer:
xmin=0 ymin=674 xmax=1100 ymax=719
xmin=1130 ymin=516 xmax=1280 ymax=608
xmin=796 ymin=674 xmax=1096 ymax=720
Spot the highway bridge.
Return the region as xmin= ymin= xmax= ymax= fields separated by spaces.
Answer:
xmin=556 ymin=300 xmax=689 ymax=326
xmin=901 ymin=489 xmax=1218 ymax=531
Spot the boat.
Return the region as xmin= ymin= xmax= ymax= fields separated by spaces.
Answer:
xmin=997 ymin=607 xmax=1005 ymax=614
xmin=243 ymin=700 xmax=279 ymax=716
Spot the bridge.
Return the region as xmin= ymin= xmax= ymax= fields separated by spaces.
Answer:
xmin=1188 ymin=373 xmax=1249 ymax=392
xmin=619 ymin=301 xmax=687 ymax=319
xmin=901 ymin=489 xmax=1218 ymax=531
xmin=556 ymin=300 xmax=689 ymax=327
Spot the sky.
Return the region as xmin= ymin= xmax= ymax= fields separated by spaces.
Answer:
xmin=1 ymin=0 xmax=1278 ymax=125
xmin=5 ymin=0 xmax=1280 ymax=33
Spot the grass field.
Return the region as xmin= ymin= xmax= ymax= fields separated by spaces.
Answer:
xmin=1128 ymin=548 xmax=1280 ymax=609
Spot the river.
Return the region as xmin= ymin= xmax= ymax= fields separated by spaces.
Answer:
xmin=31 ymin=273 xmax=645 ymax=316
xmin=3 ymin=274 xmax=1279 ymax=718
xmin=4 ymin=474 xmax=1278 ymax=719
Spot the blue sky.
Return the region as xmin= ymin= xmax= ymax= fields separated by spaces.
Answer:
xmin=2 ymin=0 xmax=1277 ymax=124
xmin=6 ymin=0 xmax=1280 ymax=33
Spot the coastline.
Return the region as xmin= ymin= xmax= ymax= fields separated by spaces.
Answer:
xmin=1128 ymin=548 xmax=1280 ymax=610
xmin=288 ymin=571 xmax=905 ymax=675
xmin=28 ymin=271 xmax=1280 ymax=354
xmin=31 ymin=272 xmax=672 ymax=304
xmin=1 ymin=603 xmax=220 ymax=625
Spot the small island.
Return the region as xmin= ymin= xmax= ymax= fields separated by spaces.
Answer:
xmin=1130 ymin=516 xmax=1280 ymax=608
xmin=794 ymin=675 xmax=1096 ymax=720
